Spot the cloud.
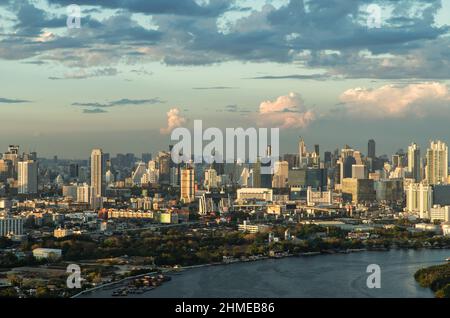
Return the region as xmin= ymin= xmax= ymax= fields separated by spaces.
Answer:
xmin=0 ymin=97 xmax=30 ymax=104
xmin=250 ymin=73 xmax=337 ymax=81
xmin=258 ymin=92 xmax=316 ymax=129
xmin=72 ymin=98 xmax=165 ymax=108
xmin=193 ymin=86 xmax=237 ymax=90
xmin=0 ymin=0 xmax=449 ymax=80
xmin=160 ymin=108 xmax=186 ymax=135
xmin=49 ymin=68 xmax=119 ymax=80
xmin=47 ymin=0 xmax=233 ymax=17
xmin=339 ymin=82 xmax=450 ymax=118
xmin=82 ymin=108 xmax=108 ymax=114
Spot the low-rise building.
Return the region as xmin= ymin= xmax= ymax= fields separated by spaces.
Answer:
xmin=429 ymin=205 xmax=450 ymax=222
xmin=0 ymin=215 xmax=24 ymax=237
xmin=33 ymin=248 xmax=62 ymax=260
xmin=237 ymin=188 xmax=273 ymax=202
xmin=54 ymin=228 xmax=74 ymax=238
xmin=238 ymin=220 xmax=270 ymax=233
xmin=307 ymin=186 xmax=332 ymax=206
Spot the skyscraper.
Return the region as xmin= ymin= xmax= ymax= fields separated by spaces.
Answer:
xmin=90 ymin=149 xmax=104 ymax=198
xmin=426 ymin=140 xmax=448 ymax=185
xmin=368 ymin=139 xmax=376 ymax=159
xmin=252 ymin=158 xmax=261 ymax=188
xmin=18 ymin=160 xmax=38 ymax=194
xmin=272 ymin=161 xmax=289 ymax=188
xmin=298 ymin=137 xmax=307 ymax=168
xmin=408 ymin=143 xmax=421 ymax=182
xmin=180 ymin=166 xmax=195 ymax=203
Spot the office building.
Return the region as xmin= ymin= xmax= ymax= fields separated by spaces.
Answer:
xmin=273 ymin=161 xmax=289 ymax=188
xmin=204 ymin=168 xmax=218 ymax=189
xmin=374 ymin=179 xmax=403 ymax=202
xmin=342 ymin=178 xmax=376 ymax=204
xmin=236 ymin=188 xmax=273 ymax=202
xmin=432 ymin=185 xmax=450 ymax=206
xmin=18 ymin=160 xmax=38 ymax=194
xmin=368 ymin=139 xmax=376 ymax=159
xmin=180 ymin=167 xmax=195 ymax=203
xmin=408 ymin=143 xmax=421 ymax=182
xmin=307 ymin=186 xmax=332 ymax=206
xmin=352 ymin=164 xmax=367 ymax=180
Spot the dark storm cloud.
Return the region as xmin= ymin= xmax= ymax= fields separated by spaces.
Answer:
xmin=0 ymin=0 xmax=449 ymax=79
xmin=46 ymin=0 xmax=234 ymax=17
xmin=72 ymin=98 xmax=165 ymax=108
xmin=82 ymin=108 xmax=108 ymax=114
xmin=249 ymin=74 xmax=334 ymax=81
xmin=0 ymin=97 xmax=31 ymax=103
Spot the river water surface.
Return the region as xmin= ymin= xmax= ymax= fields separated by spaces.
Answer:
xmin=81 ymin=249 xmax=449 ymax=298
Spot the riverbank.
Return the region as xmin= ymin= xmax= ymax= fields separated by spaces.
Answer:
xmin=414 ymin=262 xmax=450 ymax=298
xmin=77 ymin=248 xmax=449 ymax=298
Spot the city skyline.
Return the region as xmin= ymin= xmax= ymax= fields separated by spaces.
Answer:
xmin=1 ymin=0 xmax=450 ymax=157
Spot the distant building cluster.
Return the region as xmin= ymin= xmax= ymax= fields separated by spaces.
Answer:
xmin=1 ymin=137 xmax=450 ymax=240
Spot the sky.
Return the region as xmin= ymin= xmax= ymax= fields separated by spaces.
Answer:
xmin=0 ymin=0 xmax=450 ymax=159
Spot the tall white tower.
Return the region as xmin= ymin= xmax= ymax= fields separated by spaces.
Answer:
xmin=18 ymin=160 xmax=38 ymax=194
xmin=426 ymin=140 xmax=448 ymax=185
xmin=90 ymin=149 xmax=104 ymax=198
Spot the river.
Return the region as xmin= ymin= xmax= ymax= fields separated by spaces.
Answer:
xmin=80 ymin=249 xmax=449 ymax=298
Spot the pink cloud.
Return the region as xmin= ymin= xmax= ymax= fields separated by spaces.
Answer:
xmin=340 ymin=82 xmax=450 ymax=118
xmin=258 ymin=92 xmax=315 ymax=129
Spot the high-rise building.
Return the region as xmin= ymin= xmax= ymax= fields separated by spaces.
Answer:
xmin=3 ymin=145 xmax=19 ymax=178
xmin=18 ymin=160 xmax=38 ymax=194
xmin=77 ymin=183 xmax=93 ymax=203
xmin=408 ymin=143 xmax=421 ymax=182
xmin=272 ymin=161 xmax=289 ymax=188
xmin=324 ymin=151 xmax=332 ymax=168
xmin=69 ymin=163 xmax=79 ymax=179
xmin=252 ymin=159 xmax=261 ymax=188
xmin=342 ymin=156 xmax=356 ymax=179
xmin=158 ymin=152 xmax=171 ymax=184
xmin=90 ymin=149 xmax=104 ymax=198
xmin=142 ymin=153 xmax=152 ymax=163
xmin=0 ymin=159 xmax=12 ymax=182
xmin=180 ymin=167 xmax=195 ymax=203
xmin=368 ymin=139 xmax=376 ymax=159
xmin=204 ymin=168 xmax=218 ymax=189
xmin=298 ymin=137 xmax=307 ymax=168
xmin=405 ymin=182 xmax=433 ymax=219
xmin=426 ymin=140 xmax=448 ymax=185
xmin=352 ymin=164 xmax=367 ymax=180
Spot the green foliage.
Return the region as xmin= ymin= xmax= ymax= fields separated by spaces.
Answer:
xmin=415 ymin=263 xmax=450 ymax=298
xmin=0 ymin=287 xmax=18 ymax=298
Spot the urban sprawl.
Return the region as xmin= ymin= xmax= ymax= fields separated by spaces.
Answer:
xmin=0 ymin=138 xmax=449 ymax=298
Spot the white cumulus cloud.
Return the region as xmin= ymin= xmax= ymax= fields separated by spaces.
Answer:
xmin=160 ymin=108 xmax=186 ymax=135
xmin=258 ymin=92 xmax=315 ymax=129
xmin=339 ymin=82 xmax=450 ymax=118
